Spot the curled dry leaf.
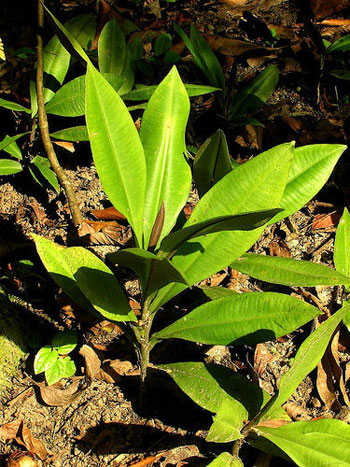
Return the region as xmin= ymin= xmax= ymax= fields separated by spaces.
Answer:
xmin=53 ymin=141 xmax=75 ymax=153
xmin=37 ymin=377 xmax=85 ymax=407
xmin=311 ymin=211 xmax=341 ymax=230
xmin=78 ymin=220 xmax=127 ymax=245
xmin=0 ymin=420 xmax=47 ymax=461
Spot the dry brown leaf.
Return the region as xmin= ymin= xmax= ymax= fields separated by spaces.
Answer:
xmin=80 ymin=344 xmax=104 ymax=381
xmin=318 ymin=19 xmax=350 ymax=26
xmin=269 ymin=240 xmax=291 ymax=257
xmin=8 ymin=451 xmax=38 ymax=467
xmin=203 ymin=35 xmax=267 ymax=56
xmin=257 ymin=419 xmax=290 ymax=428
xmin=210 ymin=272 xmax=227 ymax=287
xmin=0 ymin=420 xmax=22 ymax=440
xmin=283 ymin=402 xmax=312 ymax=420
xmin=311 ymin=211 xmax=341 ymax=230
xmin=53 ymin=141 xmax=75 ymax=152
xmin=159 ymin=445 xmax=201 ymax=467
xmin=310 ymin=0 xmax=350 ymax=20
xmin=0 ymin=420 xmax=47 ymax=461
xmin=78 ymin=220 xmax=126 ymax=245
xmin=91 ymin=206 xmax=127 ymax=221
xmin=254 ymin=343 xmax=274 ymax=376
xmin=37 ymin=377 xmax=85 ymax=406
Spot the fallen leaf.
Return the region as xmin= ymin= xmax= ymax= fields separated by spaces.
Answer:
xmin=80 ymin=344 xmax=104 ymax=382
xmin=311 ymin=211 xmax=341 ymax=230
xmin=0 ymin=420 xmax=47 ymax=461
xmin=257 ymin=420 xmax=290 ymax=428
xmin=53 ymin=141 xmax=75 ymax=153
xmin=78 ymin=220 xmax=127 ymax=245
xmin=8 ymin=451 xmax=38 ymax=467
xmin=283 ymin=402 xmax=312 ymax=420
xmin=269 ymin=239 xmax=291 ymax=257
xmin=37 ymin=377 xmax=85 ymax=406
xmin=310 ymin=0 xmax=350 ymax=20
xmin=91 ymin=206 xmax=127 ymax=221
xmin=159 ymin=445 xmax=202 ymax=467
xmin=203 ymin=34 xmax=268 ymax=56
xmin=210 ymin=271 xmax=227 ymax=287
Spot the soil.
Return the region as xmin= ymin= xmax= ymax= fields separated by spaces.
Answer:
xmin=1 ymin=0 xmax=350 ymax=466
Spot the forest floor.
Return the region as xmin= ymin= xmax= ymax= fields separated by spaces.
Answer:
xmin=1 ymin=0 xmax=350 ymax=465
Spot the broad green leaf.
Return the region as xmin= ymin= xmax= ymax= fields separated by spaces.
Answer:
xmin=157 ymin=209 xmax=282 ymax=260
xmin=140 ymin=66 xmax=191 ymax=247
xmin=330 ymin=70 xmax=350 ymax=80
xmin=0 ymin=132 xmax=29 ymax=152
xmin=31 ymin=155 xmax=60 ymax=193
xmin=0 ymin=97 xmax=30 ymax=113
xmin=264 ymin=304 xmax=349 ymax=417
xmin=156 ymin=362 xmax=287 ymax=420
xmin=193 ymin=129 xmax=232 ymax=197
xmin=31 ymin=13 xmax=96 ymax=115
xmin=1 ymin=136 xmax=22 ymax=160
xmin=45 ymin=356 xmax=76 ymax=385
xmin=33 ymin=234 xmax=135 ymax=321
xmin=231 ymin=253 xmax=350 ymax=287
xmin=150 ymin=143 xmax=294 ymax=312
xmin=155 ymin=33 xmax=172 ymax=56
xmin=334 ymin=208 xmax=350 ymax=278
xmin=50 ymin=126 xmax=88 ymax=142
xmin=153 ymin=292 xmax=319 ymax=345
xmin=108 ymin=248 xmax=187 ymax=297
xmin=52 ymin=330 xmax=77 ymax=355
xmin=270 ymin=144 xmax=346 ymax=224
xmin=122 ymin=84 xmax=220 ymax=101
xmin=85 ymin=64 xmax=146 ymax=245
xmin=98 ymin=17 xmax=126 ymax=75
xmin=206 ymin=452 xmax=243 ymax=466
xmin=118 ymin=46 xmax=136 ymax=94
xmin=327 ymin=35 xmax=350 ymax=53
xmin=229 ymin=65 xmax=279 ymax=120
xmin=34 ymin=347 xmax=59 ymax=374
xmin=206 ymin=398 xmax=246 ymax=443
xmin=256 ymin=419 xmax=350 ymax=466
xmin=0 ymin=159 xmax=22 ymax=175
xmin=45 ymin=73 xmax=125 ymax=116
xmin=201 ymin=286 xmax=238 ymax=300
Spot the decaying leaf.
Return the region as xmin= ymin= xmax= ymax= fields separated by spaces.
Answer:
xmin=8 ymin=451 xmax=38 ymax=467
xmin=91 ymin=206 xmax=127 ymax=221
xmin=78 ymin=220 xmax=127 ymax=245
xmin=311 ymin=211 xmax=341 ymax=230
xmin=37 ymin=377 xmax=85 ymax=406
xmin=310 ymin=0 xmax=350 ymax=20
xmin=0 ymin=420 xmax=47 ymax=461
xmin=53 ymin=141 xmax=75 ymax=152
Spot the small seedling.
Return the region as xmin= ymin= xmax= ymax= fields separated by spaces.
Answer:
xmin=34 ymin=330 xmax=77 ymax=386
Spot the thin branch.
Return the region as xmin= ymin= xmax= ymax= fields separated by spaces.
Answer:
xmin=36 ymin=0 xmax=83 ymax=227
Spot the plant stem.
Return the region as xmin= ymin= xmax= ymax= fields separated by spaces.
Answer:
xmin=36 ymin=0 xmax=83 ymax=227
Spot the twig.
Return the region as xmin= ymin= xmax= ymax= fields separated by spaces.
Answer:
xmin=36 ymin=0 xmax=83 ymax=227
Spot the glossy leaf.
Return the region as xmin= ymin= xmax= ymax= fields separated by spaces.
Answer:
xmin=0 ymin=159 xmax=22 ymax=175
xmin=0 ymin=132 xmax=29 ymax=152
xmin=201 ymin=286 xmax=238 ymax=300
xmin=85 ymin=64 xmax=146 ymax=245
xmin=231 ymin=253 xmax=350 ymax=287
xmin=206 ymin=453 xmax=243 ymax=467
xmin=117 ymin=46 xmax=136 ymax=95
xmin=153 ymin=292 xmax=319 ymax=345
xmin=33 ymin=234 xmax=135 ymax=322
xmin=229 ymin=65 xmax=279 ymax=120
xmin=334 ymin=208 xmax=350 ymax=278
xmin=98 ymin=18 xmax=126 ymax=75
xmin=108 ymin=248 xmax=187 ymax=297
xmin=327 ymin=35 xmax=350 ymax=53
xmin=50 ymin=126 xmax=88 ymax=142
xmin=264 ymin=304 xmax=349 ymax=417
xmin=257 ymin=419 xmax=350 ymax=466
xmin=52 ymin=330 xmax=77 ymax=355
xmin=1 ymin=136 xmax=22 ymax=160
xmin=34 ymin=347 xmax=59 ymax=374
xmin=45 ymin=356 xmax=76 ymax=386
xmin=270 ymin=144 xmax=346 ymax=224
xmin=45 ymin=73 xmax=124 ymax=116
xmin=122 ymin=83 xmax=220 ymax=101
xmin=0 ymin=97 xmax=30 ymax=113
xmin=150 ymin=143 xmax=294 ymax=312
xmin=31 ymin=155 xmax=60 ymax=193
xmin=156 ymin=362 xmax=287 ymax=420
xmin=140 ymin=66 xmax=191 ymax=247
xmin=206 ymin=398 xmax=246 ymax=443
xmin=193 ymin=129 xmax=232 ymax=197
xmin=157 ymin=209 xmax=282 ymax=260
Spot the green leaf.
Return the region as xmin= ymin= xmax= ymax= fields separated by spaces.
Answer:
xmin=45 ymin=356 xmax=76 ymax=385
xmin=85 ymin=64 xmax=146 ymax=245
xmin=0 ymin=159 xmax=22 ymax=175
xmin=50 ymin=126 xmax=88 ymax=142
xmin=34 ymin=346 xmax=59 ymax=374
xmin=150 ymin=142 xmax=294 ymax=312
xmin=31 ymin=155 xmax=60 ymax=193
xmin=334 ymin=208 xmax=350 ymax=278
xmin=1 ymin=136 xmax=22 ymax=160
xmin=98 ymin=18 xmax=126 ymax=75
xmin=156 ymin=361 xmax=287 ymax=420
xmin=330 ymin=70 xmax=350 ymax=80
xmin=264 ymin=304 xmax=349 ymax=417
xmin=140 ymin=66 xmax=191 ymax=247
xmin=45 ymin=73 xmax=125 ymax=117
xmin=206 ymin=453 xmax=243 ymax=467
xmin=229 ymin=65 xmax=279 ymax=120
xmin=153 ymin=292 xmax=319 ymax=345
xmin=33 ymin=234 xmax=135 ymax=322
xmin=155 ymin=33 xmax=172 ymax=56
xmin=175 ymin=24 xmax=224 ymax=91
xmin=118 ymin=46 xmax=136 ymax=95
xmin=0 ymin=132 xmax=29 ymax=152
xmin=327 ymin=35 xmax=350 ymax=53
xmin=157 ymin=209 xmax=282 ymax=260
xmin=270 ymin=144 xmax=346 ymax=224
xmin=256 ymin=419 xmax=350 ymax=466
xmin=206 ymin=398 xmax=246 ymax=443
xmin=201 ymin=286 xmax=238 ymax=300
xmin=193 ymin=129 xmax=232 ymax=197
xmin=231 ymin=253 xmax=350 ymax=287
xmin=0 ymin=97 xmax=30 ymax=113
xmin=122 ymin=83 xmax=220 ymax=101
xmin=108 ymin=248 xmax=187 ymax=297
xmin=52 ymin=330 xmax=77 ymax=355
